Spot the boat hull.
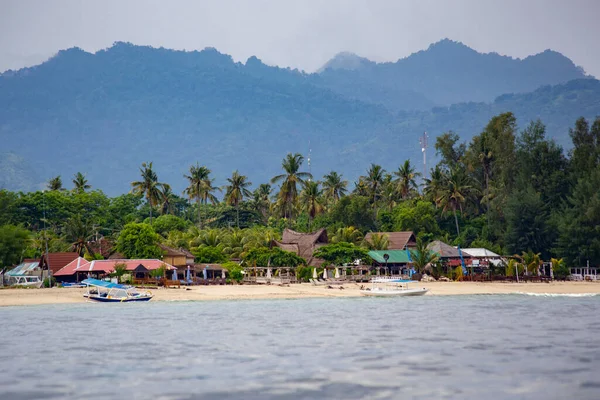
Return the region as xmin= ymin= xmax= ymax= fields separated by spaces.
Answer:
xmin=85 ymin=295 xmax=153 ymax=302
xmin=360 ymin=288 xmax=429 ymax=297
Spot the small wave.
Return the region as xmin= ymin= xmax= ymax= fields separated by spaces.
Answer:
xmin=513 ymin=292 xmax=600 ymax=297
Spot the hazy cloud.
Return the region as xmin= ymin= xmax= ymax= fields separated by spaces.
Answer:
xmin=1 ymin=0 xmax=599 ymax=76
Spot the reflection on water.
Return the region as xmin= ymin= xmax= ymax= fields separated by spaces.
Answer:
xmin=1 ymin=296 xmax=599 ymax=399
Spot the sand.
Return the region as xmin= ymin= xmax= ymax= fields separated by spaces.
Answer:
xmin=0 ymin=281 xmax=599 ymax=307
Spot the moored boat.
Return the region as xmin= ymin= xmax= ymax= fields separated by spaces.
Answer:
xmin=360 ymin=277 xmax=429 ymax=297
xmin=82 ymin=278 xmax=153 ymax=302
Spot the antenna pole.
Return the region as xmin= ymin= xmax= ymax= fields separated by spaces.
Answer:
xmin=419 ymin=131 xmax=428 ymax=178
xmin=307 ymin=140 xmax=312 ymax=181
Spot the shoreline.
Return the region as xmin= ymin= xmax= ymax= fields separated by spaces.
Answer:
xmin=0 ymin=281 xmax=599 ymax=307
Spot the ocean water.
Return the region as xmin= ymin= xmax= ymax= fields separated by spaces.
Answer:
xmin=1 ymin=295 xmax=599 ymax=400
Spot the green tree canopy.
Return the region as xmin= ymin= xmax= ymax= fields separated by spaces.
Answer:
xmin=0 ymin=225 xmax=30 ymax=268
xmin=313 ymin=242 xmax=370 ymax=266
xmin=116 ymin=222 xmax=162 ymax=259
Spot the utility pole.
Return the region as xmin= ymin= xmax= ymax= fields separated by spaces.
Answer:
xmin=307 ymin=140 xmax=312 ymax=181
xmin=419 ymin=131 xmax=428 ymax=179
xmin=43 ymin=190 xmax=51 ymax=288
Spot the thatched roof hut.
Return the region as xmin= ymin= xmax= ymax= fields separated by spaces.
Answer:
xmin=272 ymin=228 xmax=328 ymax=266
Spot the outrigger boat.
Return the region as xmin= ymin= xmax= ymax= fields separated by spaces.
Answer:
xmin=360 ymin=277 xmax=429 ymax=297
xmin=82 ymin=278 xmax=153 ymax=302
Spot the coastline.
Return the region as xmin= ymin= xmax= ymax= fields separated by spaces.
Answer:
xmin=0 ymin=281 xmax=599 ymax=307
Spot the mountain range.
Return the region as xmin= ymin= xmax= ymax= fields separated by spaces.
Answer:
xmin=0 ymin=39 xmax=598 ymax=195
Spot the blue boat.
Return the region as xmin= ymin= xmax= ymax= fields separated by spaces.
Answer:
xmin=82 ymin=278 xmax=153 ymax=302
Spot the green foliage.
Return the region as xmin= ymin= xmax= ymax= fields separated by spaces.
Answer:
xmin=222 ymin=261 xmax=243 ymax=282
xmin=116 ymin=223 xmax=162 ymax=259
xmin=0 ymin=225 xmax=30 ymax=267
xmin=330 ymin=196 xmax=376 ymax=232
xmin=244 ymin=247 xmax=305 ymax=267
xmin=149 ymin=265 xmax=167 ymax=279
xmin=393 ymin=200 xmax=440 ymax=237
xmin=551 ymin=258 xmax=570 ymax=280
xmin=193 ymin=246 xmax=227 ymax=263
xmin=152 ymin=214 xmax=188 ymax=235
xmin=313 ymin=242 xmax=370 ymax=266
xmin=410 ymin=237 xmax=439 ymax=273
xmin=111 ymin=262 xmax=128 ymax=283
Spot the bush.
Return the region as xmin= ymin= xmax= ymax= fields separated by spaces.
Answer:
xmin=43 ymin=277 xmax=56 ymax=288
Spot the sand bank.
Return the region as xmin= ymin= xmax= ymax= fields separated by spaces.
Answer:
xmin=0 ymin=281 xmax=599 ymax=307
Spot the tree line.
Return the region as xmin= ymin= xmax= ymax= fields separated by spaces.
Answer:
xmin=1 ymin=113 xmax=599 ymax=270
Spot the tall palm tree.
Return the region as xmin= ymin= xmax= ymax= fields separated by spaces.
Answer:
xmin=322 ymin=171 xmax=347 ymax=205
xmin=47 ymin=176 xmax=64 ymax=191
xmin=184 ymin=164 xmax=219 ymax=228
xmin=330 ymin=227 xmax=363 ymax=245
xmin=423 ymin=166 xmax=445 ymax=207
xmin=410 ymin=237 xmax=439 ymax=273
xmin=364 ymin=232 xmax=389 ymax=250
xmin=437 ymin=168 xmax=476 ymax=236
xmin=72 ymin=172 xmax=91 ymax=194
xmin=224 ymin=171 xmax=252 ymax=228
xmin=300 ymin=180 xmax=324 ymax=230
xmin=393 ymin=160 xmax=420 ymax=199
xmin=63 ymin=215 xmax=95 ymax=257
xmin=271 ymin=153 xmax=312 ymax=219
xmin=363 ymin=164 xmax=385 ymax=205
xmin=251 ymin=184 xmax=272 ymax=223
xmin=159 ymin=184 xmax=176 ymax=215
xmin=131 ymin=161 xmax=168 ymax=224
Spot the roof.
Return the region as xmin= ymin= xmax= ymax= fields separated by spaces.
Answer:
xmin=427 ymin=241 xmax=464 ymax=258
xmin=368 ymin=250 xmax=412 ymax=264
xmin=54 ymin=257 xmax=91 ymax=276
xmin=462 ymin=248 xmax=501 ymax=258
xmin=273 ymin=228 xmax=328 ymax=265
xmin=6 ymin=261 xmax=41 ymax=276
xmin=158 ymin=244 xmax=193 ymax=258
xmin=81 ymin=278 xmax=128 ymax=289
xmin=195 ymin=263 xmax=229 ymax=271
xmin=364 ymin=232 xmax=416 ymax=250
xmin=40 ymin=252 xmax=79 ymax=274
xmin=55 ymin=259 xmax=176 ymax=275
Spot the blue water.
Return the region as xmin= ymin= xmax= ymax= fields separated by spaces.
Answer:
xmin=1 ymin=295 xmax=599 ymax=399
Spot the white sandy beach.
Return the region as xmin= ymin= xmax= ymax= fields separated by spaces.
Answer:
xmin=0 ymin=281 xmax=599 ymax=306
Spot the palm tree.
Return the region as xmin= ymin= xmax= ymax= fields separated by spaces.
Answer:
xmin=224 ymin=171 xmax=252 ymax=228
xmin=423 ymin=166 xmax=445 ymax=207
xmin=159 ymin=184 xmax=176 ymax=215
xmin=222 ymin=229 xmax=247 ymax=259
xmin=191 ymin=229 xmax=223 ymax=249
xmin=393 ymin=160 xmax=420 ymax=199
xmin=63 ymin=215 xmax=95 ymax=257
xmin=364 ymin=232 xmax=389 ymax=250
xmin=299 ymin=180 xmax=324 ymax=230
xmin=131 ymin=161 xmax=168 ymax=224
xmin=322 ymin=171 xmax=347 ymax=205
xmin=520 ymin=250 xmax=542 ymax=275
xmin=184 ymin=164 xmax=219 ymax=228
xmin=72 ymin=172 xmax=91 ymax=194
xmin=330 ymin=227 xmax=363 ymax=245
xmin=47 ymin=176 xmax=64 ymax=191
xmin=251 ymin=184 xmax=272 ymax=223
xmin=410 ymin=237 xmax=438 ymax=273
xmin=271 ymin=153 xmax=312 ymax=219
xmin=363 ymin=164 xmax=385 ymax=205
xmin=437 ymin=168 xmax=476 ymax=236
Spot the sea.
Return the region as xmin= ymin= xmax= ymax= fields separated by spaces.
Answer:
xmin=1 ymin=295 xmax=599 ymax=400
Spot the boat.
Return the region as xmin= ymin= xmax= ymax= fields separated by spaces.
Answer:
xmin=9 ymin=275 xmax=43 ymax=288
xmin=82 ymin=278 xmax=153 ymax=302
xmin=360 ymin=277 xmax=429 ymax=297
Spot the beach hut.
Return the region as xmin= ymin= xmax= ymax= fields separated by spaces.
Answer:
xmin=364 ymin=231 xmax=417 ymax=250
xmin=272 ymin=228 xmax=328 ymax=266
xmin=368 ymin=250 xmax=412 ymax=276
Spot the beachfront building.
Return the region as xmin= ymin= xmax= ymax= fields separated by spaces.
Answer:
xmin=272 ymin=228 xmax=328 ymax=266
xmin=368 ymin=250 xmax=413 ymax=276
xmin=569 ymin=265 xmax=599 ymax=281
xmin=159 ymin=244 xmax=195 ymax=269
xmin=462 ymin=248 xmax=504 ymax=269
xmin=53 ymin=259 xmax=176 ymax=282
xmin=427 ymin=240 xmax=472 ymax=272
xmin=38 ymin=252 xmax=79 ymax=279
xmin=2 ymin=259 xmax=42 ymax=286
xmin=364 ymin=231 xmax=417 ymax=250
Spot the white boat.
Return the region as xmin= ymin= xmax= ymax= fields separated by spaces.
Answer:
xmin=360 ymin=277 xmax=429 ymax=297
xmin=9 ymin=276 xmax=43 ymax=288
xmin=82 ymin=278 xmax=153 ymax=302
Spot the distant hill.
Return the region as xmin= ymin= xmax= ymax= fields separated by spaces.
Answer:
xmin=317 ymin=39 xmax=590 ymax=109
xmin=0 ymin=42 xmax=598 ymax=195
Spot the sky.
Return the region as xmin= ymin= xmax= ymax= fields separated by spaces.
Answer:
xmin=1 ymin=0 xmax=599 ymax=76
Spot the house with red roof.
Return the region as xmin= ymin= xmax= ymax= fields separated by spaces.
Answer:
xmin=54 ymin=258 xmax=176 ymax=282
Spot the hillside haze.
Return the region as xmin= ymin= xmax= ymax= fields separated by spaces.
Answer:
xmin=0 ymin=40 xmax=598 ymax=195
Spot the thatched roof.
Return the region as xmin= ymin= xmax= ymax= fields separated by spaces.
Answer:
xmin=427 ymin=240 xmax=462 ymax=258
xmin=272 ymin=228 xmax=328 ymax=266
xmin=364 ymin=232 xmax=417 ymax=250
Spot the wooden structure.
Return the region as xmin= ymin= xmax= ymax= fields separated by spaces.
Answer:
xmin=272 ymin=228 xmax=328 ymax=266
xmin=364 ymin=232 xmax=417 ymax=250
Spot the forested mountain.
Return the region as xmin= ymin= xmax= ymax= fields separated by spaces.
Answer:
xmin=317 ymin=39 xmax=590 ymax=108
xmin=0 ymin=41 xmax=598 ymax=194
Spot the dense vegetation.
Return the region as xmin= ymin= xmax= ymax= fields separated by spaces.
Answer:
xmin=1 ymin=42 xmax=598 ymax=194
xmin=1 ymin=114 xmax=599 ymax=272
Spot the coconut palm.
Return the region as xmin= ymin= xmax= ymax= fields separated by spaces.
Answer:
xmin=322 ymin=171 xmax=347 ymax=204
xmin=224 ymin=171 xmax=252 ymax=228
xmin=423 ymin=166 xmax=445 ymax=206
xmin=299 ymin=180 xmax=324 ymax=230
xmin=437 ymin=168 xmax=476 ymax=236
xmin=191 ymin=229 xmax=224 ymax=249
xmin=330 ymin=227 xmax=363 ymax=245
xmin=521 ymin=250 xmax=542 ymax=275
xmin=159 ymin=184 xmax=176 ymax=215
xmin=47 ymin=176 xmax=64 ymax=191
xmin=250 ymin=184 xmax=272 ymax=223
xmin=131 ymin=162 xmax=168 ymax=224
xmin=410 ymin=237 xmax=438 ymax=273
xmin=72 ymin=172 xmax=91 ymax=194
xmin=363 ymin=164 xmax=386 ymax=205
xmin=244 ymin=226 xmax=280 ymax=250
xmin=222 ymin=229 xmax=247 ymax=259
xmin=393 ymin=160 xmax=420 ymax=199
xmin=184 ymin=164 xmax=219 ymax=228
xmin=271 ymin=153 xmax=312 ymax=219
xmin=63 ymin=215 xmax=95 ymax=257
xmin=364 ymin=232 xmax=389 ymax=250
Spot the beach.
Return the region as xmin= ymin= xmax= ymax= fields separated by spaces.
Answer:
xmin=0 ymin=281 xmax=599 ymax=306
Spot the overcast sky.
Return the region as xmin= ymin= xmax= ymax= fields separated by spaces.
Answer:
xmin=1 ymin=0 xmax=599 ymax=76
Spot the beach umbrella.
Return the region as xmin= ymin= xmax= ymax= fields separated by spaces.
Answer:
xmin=312 ymin=268 xmax=318 ymax=279
xmin=186 ymin=265 xmax=191 ymax=282
xmin=334 ymin=267 xmax=340 ymax=279
xmin=266 ymin=267 xmax=272 ymax=279
xmin=221 ymin=269 xmax=226 ymax=279
xmin=323 ymin=268 xmax=328 ymax=279
xmin=172 ymin=269 xmax=178 ymax=281
xmin=202 ymin=267 xmax=207 ymax=280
